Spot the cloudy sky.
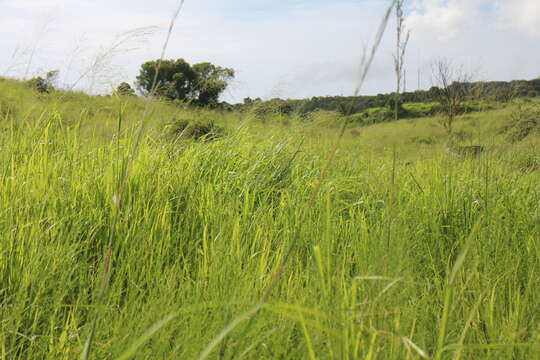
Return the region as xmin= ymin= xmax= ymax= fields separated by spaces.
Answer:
xmin=1 ymin=0 xmax=539 ymax=102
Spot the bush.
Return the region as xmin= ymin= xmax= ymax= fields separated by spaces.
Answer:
xmin=516 ymin=153 xmax=540 ymax=174
xmin=403 ymin=102 xmax=442 ymax=117
xmin=167 ymin=117 xmax=224 ymax=141
xmin=453 ymin=129 xmax=473 ymax=141
xmin=410 ymin=135 xmax=437 ymax=145
xmin=251 ymin=99 xmax=294 ymax=118
xmin=116 ymin=82 xmax=135 ymax=96
xmin=26 ymin=70 xmax=59 ymax=94
xmin=363 ymin=107 xmax=393 ymax=124
xmin=460 ymin=101 xmax=496 ymax=113
xmin=343 ymin=107 xmax=393 ymax=125
xmin=507 ymin=118 xmax=538 ymax=143
xmin=0 ymin=98 xmax=16 ymax=119
xmin=506 ymin=104 xmax=540 ymax=143
xmin=27 ymin=77 xmax=52 ymax=94
xmin=343 ymin=112 xmax=367 ymax=125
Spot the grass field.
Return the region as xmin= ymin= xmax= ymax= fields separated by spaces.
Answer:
xmin=0 ymin=78 xmax=539 ymax=359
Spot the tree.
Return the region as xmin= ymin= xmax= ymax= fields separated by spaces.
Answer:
xmin=135 ymin=59 xmax=234 ymax=106
xmin=27 ymin=70 xmax=59 ymax=94
xmin=136 ymin=59 xmax=197 ymax=100
xmin=116 ymin=82 xmax=135 ymax=96
xmin=430 ymin=58 xmax=474 ymax=135
xmin=191 ymin=62 xmax=235 ymax=106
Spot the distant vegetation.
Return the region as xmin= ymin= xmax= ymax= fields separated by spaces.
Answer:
xmin=23 ymin=60 xmax=540 ymax=131
xmin=237 ymin=77 xmax=540 ymax=125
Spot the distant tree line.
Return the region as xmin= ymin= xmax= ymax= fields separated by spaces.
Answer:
xmin=25 ymin=58 xmax=540 ymax=125
xmin=236 ymin=78 xmax=540 ymax=116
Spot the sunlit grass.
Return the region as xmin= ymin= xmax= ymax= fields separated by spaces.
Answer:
xmin=0 ymin=78 xmax=539 ymax=359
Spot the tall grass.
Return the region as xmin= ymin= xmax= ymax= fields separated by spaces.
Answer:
xmin=1 ymin=0 xmax=539 ymax=357
xmin=0 ymin=76 xmax=538 ymax=358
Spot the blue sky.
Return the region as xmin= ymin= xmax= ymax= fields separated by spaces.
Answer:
xmin=1 ymin=0 xmax=539 ymax=102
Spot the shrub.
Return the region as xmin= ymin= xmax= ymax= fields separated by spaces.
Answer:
xmin=385 ymin=97 xmax=408 ymax=118
xmin=27 ymin=77 xmax=51 ymax=93
xmin=363 ymin=107 xmax=393 ymax=124
xmin=403 ymin=102 xmax=442 ymax=117
xmin=460 ymin=101 xmax=496 ymax=113
xmin=0 ymin=98 xmax=16 ymax=119
xmin=116 ymin=82 xmax=135 ymax=96
xmin=251 ymin=99 xmax=294 ymax=118
xmin=506 ymin=104 xmax=540 ymax=143
xmin=27 ymin=70 xmax=59 ymax=94
xmin=342 ymin=107 xmax=393 ymax=125
xmin=516 ymin=153 xmax=540 ymax=174
xmin=507 ymin=118 xmax=539 ymax=143
xmin=410 ymin=135 xmax=437 ymax=145
xmin=343 ymin=112 xmax=367 ymax=125
xmin=167 ymin=117 xmax=224 ymax=141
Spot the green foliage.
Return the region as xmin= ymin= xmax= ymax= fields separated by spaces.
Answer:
xmin=0 ymin=98 xmax=16 ymax=119
xmin=136 ymin=59 xmax=234 ymax=106
xmin=342 ymin=107 xmax=395 ymax=125
xmin=251 ymin=98 xmax=294 ymax=120
xmin=191 ymin=62 xmax=235 ymax=106
xmin=505 ymin=103 xmax=540 ymax=143
xmin=167 ymin=116 xmax=225 ymax=141
xmin=362 ymin=106 xmax=393 ymax=124
xmin=116 ymin=82 xmax=135 ymax=96
xmin=136 ymin=58 xmax=196 ymax=99
xmin=510 ymin=149 xmax=540 ymax=173
xmin=343 ymin=112 xmax=366 ymax=124
xmin=410 ymin=135 xmax=437 ymax=145
xmin=386 ymin=96 xmax=408 ymax=118
xmin=403 ymin=102 xmax=442 ymax=117
xmin=27 ymin=76 xmax=50 ymax=93
xmin=26 ymin=70 xmax=59 ymax=94
xmin=234 ymin=77 xmax=540 ymax=123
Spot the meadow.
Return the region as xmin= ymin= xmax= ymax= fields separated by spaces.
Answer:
xmin=0 ymin=77 xmax=539 ymax=359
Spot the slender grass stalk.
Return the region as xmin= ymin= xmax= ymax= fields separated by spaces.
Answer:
xmin=199 ymin=305 xmax=263 ymax=360
xmin=311 ymin=0 xmax=397 ymax=201
xmin=299 ymin=310 xmax=317 ymax=360
xmin=434 ymin=219 xmax=482 ymax=360
xmin=393 ymin=0 xmax=410 ymax=122
xmin=79 ymin=2 xmax=186 ymax=359
xmin=115 ymin=313 xmax=177 ymax=360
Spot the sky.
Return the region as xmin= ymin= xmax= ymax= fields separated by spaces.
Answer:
xmin=1 ymin=0 xmax=539 ymax=103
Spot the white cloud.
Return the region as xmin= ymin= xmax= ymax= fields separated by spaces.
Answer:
xmin=406 ymin=0 xmax=486 ymax=40
xmin=498 ymin=0 xmax=540 ymax=37
xmin=403 ymin=0 xmax=540 ymax=89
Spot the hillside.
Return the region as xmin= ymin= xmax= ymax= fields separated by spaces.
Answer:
xmin=235 ymin=77 xmax=540 ymax=121
xmin=1 ymin=77 xmax=539 ymax=359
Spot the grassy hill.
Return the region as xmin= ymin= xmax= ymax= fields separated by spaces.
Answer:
xmin=1 ymin=78 xmax=539 ymax=359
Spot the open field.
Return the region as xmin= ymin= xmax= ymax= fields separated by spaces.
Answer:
xmin=0 ymin=78 xmax=539 ymax=359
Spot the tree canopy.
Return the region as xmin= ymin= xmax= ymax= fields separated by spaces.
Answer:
xmin=116 ymin=82 xmax=135 ymax=96
xmin=136 ymin=59 xmax=234 ymax=106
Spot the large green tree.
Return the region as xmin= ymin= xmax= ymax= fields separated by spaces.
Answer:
xmin=136 ymin=59 xmax=234 ymax=106
xmin=191 ymin=62 xmax=235 ymax=106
